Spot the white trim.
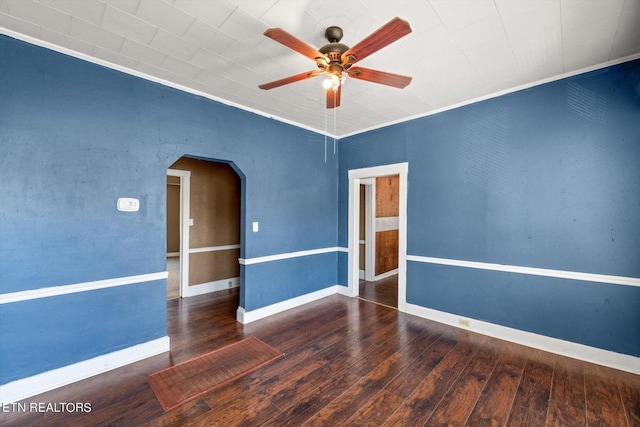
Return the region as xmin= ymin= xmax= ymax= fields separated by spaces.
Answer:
xmin=376 ymin=216 xmax=399 ymax=232
xmin=167 ymin=252 xmax=180 ymax=258
xmin=0 ymin=336 xmax=170 ymax=403
xmin=359 ymin=270 xmax=365 ymax=280
xmin=167 ymin=169 xmax=191 ymax=298
xmin=182 ymin=277 xmax=240 ymax=297
xmin=405 ymin=303 xmax=640 ymax=374
xmin=407 ymin=255 xmax=640 ymax=287
xmin=363 ymin=180 xmax=376 ymax=282
xmin=239 ymin=247 xmax=339 ymax=265
xmin=236 ymin=285 xmax=341 ymax=324
xmin=374 ymin=268 xmax=398 ymax=282
xmin=0 ymin=272 xmax=168 ymax=304
xmin=348 ymin=163 xmax=408 ymax=312
xmin=189 ymin=244 xmax=241 ymax=254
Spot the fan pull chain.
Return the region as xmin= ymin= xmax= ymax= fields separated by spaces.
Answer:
xmin=324 ymin=103 xmax=328 ymax=163
xmin=333 ymin=90 xmax=337 ymax=154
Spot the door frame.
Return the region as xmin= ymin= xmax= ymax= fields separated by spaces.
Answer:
xmin=360 ymin=178 xmax=376 ymax=282
xmin=348 ymin=162 xmax=408 ymax=311
xmin=167 ymin=168 xmax=191 ymax=298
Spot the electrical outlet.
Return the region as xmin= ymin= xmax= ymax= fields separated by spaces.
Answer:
xmin=228 ymin=281 xmax=233 ymax=288
xmin=458 ymin=318 xmax=470 ymax=327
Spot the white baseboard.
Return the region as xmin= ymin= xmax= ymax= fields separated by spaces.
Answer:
xmin=166 ymin=252 xmax=180 ymax=258
xmin=405 ymin=303 xmax=640 ymax=375
xmin=0 ymin=336 xmax=170 ymax=403
xmin=336 ymin=285 xmax=350 ymax=296
xmin=237 ymin=285 xmax=341 ymax=324
xmin=359 ymin=270 xmax=365 ymax=280
xmin=182 ymin=277 xmax=239 ymax=298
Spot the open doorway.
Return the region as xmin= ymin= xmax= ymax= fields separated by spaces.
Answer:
xmin=358 ymin=175 xmax=400 ymax=308
xmin=166 ymin=157 xmax=241 ymax=303
xmin=348 ymin=163 xmax=408 ymax=312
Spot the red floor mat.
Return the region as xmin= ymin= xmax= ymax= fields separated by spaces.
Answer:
xmin=148 ymin=336 xmax=283 ymax=411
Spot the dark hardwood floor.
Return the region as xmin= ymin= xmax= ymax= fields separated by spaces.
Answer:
xmin=2 ymin=288 xmax=639 ymax=426
xmin=359 ymin=274 xmax=398 ymax=308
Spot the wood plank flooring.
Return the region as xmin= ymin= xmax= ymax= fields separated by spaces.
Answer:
xmin=1 ymin=288 xmax=638 ymax=426
xmin=359 ymin=274 xmax=398 ymax=308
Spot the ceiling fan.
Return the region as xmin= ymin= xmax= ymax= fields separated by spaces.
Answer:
xmin=259 ymin=17 xmax=412 ymax=109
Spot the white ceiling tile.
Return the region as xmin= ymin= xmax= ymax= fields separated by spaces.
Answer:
xmin=495 ymin=0 xmax=556 ymax=22
xmin=38 ymin=0 xmax=106 ymax=26
xmin=0 ymin=12 xmax=41 ymax=39
xmin=173 ymin=0 xmax=236 ymax=29
xmin=229 ymin=0 xmax=278 ymax=18
xmin=464 ymin=36 xmax=514 ymax=69
xmin=135 ymin=60 xmax=175 ymax=81
xmin=102 ymin=5 xmax=157 ymax=44
xmin=41 ymin=27 xmax=94 ymax=56
xmin=219 ymin=63 xmax=265 ymax=87
xmin=70 ymin=17 xmax=123 ymax=51
xmin=120 ymin=38 xmax=166 ymax=67
xmin=563 ymin=50 xmax=611 ymax=72
xmin=429 ymin=0 xmax=497 ymax=33
xmin=149 ymin=28 xmax=198 ymax=61
xmin=92 ymin=44 xmax=138 ymax=69
xmin=451 ymin=12 xmax=505 ymax=51
xmin=190 ymin=48 xmax=229 ymax=72
xmin=102 ymin=0 xmax=141 ymax=15
xmin=183 ymin=20 xmax=235 ymax=54
xmin=611 ymin=0 xmax=640 ymax=57
xmin=219 ymin=40 xmax=266 ymax=68
xmin=561 ymin=0 xmax=624 ymax=30
xmin=303 ymin=0 xmax=370 ymax=22
xmin=161 ymin=55 xmax=202 ymax=79
xmin=259 ymin=1 xmax=317 ymax=37
xmin=509 ymin=24 xmax=563 ymax=71
xmin=6 ymin=0 xmax=72 ymax=34
xmin=474 ymin=54 xmax=521 ymax=81
xmin=483 ymin=74 xmax=527 ymax=93
xmin=562 ymin=21 xmax=616 ymax=50
xmin=498 ymin=0 xmax=560 ymax=37
xmin=219 ymin=7 xmax=267 ymax=47
xmin=392 ymin=2 xmax=440 ymax=33
xmin=135 ymin=0 xmax=195 ymax=36
xmin=408 ymin=25 xmax=457 ymax=58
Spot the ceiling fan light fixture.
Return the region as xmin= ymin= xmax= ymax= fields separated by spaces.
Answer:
xmin=323 ymin=73 xmax=342 ymax=90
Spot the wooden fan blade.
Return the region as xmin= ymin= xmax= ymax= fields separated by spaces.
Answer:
xmin=343 ymin=17 xmax=411 ymax=64
xmin=264 ymin=28 xmax=325 ymax=61
xmin=347 ymin=67 xmax=412 ymax=88
xmin=326 ymin=85 xmax=341 ymax=109
xmin=259 ymin=70 xmax=323 ymax=90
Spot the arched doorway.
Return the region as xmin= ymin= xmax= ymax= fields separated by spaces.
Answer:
xmin=166 ymin=156 xmax=243 ymax=305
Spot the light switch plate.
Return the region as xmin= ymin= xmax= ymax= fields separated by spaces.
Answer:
xmin=252 ymin=222 xmax=259 ymax=232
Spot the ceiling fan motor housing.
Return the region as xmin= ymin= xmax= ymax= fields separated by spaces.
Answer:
xmin=319 ymin=26 xmax=349 ymax=63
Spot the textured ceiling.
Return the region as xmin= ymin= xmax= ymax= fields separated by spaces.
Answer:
xmin=1 ymin=0 xmax=639 ymax=137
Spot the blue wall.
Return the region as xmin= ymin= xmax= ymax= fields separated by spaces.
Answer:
xmin=339 ymin=60 xmax=640 ymax=357
xmin=0 ymin=35 xmax=338 ymax=384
